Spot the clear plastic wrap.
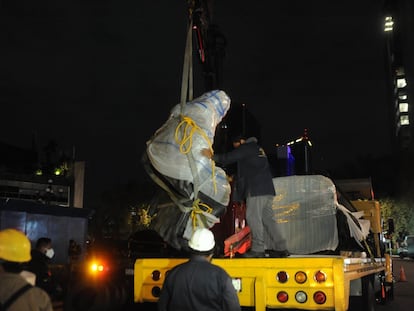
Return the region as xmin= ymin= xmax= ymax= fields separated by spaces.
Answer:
xmin=146 ymin=90 xmax=231 ymax=208
xmin=271 ymin=175 xmax=339 ymax=254
xmin=144 ymin=90 xmax=231 ymax=248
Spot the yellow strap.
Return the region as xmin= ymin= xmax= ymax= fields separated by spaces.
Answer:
xmin=174 ymin=115 xmax=217 ymax=194
xmin=191 ymin=198 xmax=213 ymax=228
xmin=363 ymin=239 xmax=375 ymax=262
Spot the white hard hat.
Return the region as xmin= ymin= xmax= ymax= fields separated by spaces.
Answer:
xmin=188 ymin=228 xmax=215 ymax=253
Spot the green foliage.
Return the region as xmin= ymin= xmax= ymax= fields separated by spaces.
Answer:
xmin=379 ymin=197 xmax=414 ymax=242
xmin=88 ymin=181 xmax=159 ymax=241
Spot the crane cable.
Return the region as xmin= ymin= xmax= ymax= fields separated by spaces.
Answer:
xmin=180 ymin=5 xmax=194 ymax=106
xmin=176 ymin=2 xmax=217 ymax=229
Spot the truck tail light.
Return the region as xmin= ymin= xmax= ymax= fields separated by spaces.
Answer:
xmin=276 ymin=291 xmax=289 ymax=303
xmin=314 ymin=270 xmax=326 ymax=283
xmin=151 ymin=286 xmax=161 ymax=297
xmin=152 ymin=270 xmax=161 ymax=281
xmin=276 ymin=271 xmax=289 ymax=283
xmin=295 ymin=291 xmax=307 ymax=303
xmin=313 ymin=291 xmax=327 ymax=304
xmin=295 ymin=271 xmax=307 ymax=284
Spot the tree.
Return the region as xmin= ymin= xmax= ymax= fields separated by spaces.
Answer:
xmin=379 ymin=197 xmax=414 ymax=246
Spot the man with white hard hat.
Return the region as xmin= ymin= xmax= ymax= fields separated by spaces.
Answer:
xmin=158 ymin=228 xmax=240 ymax=311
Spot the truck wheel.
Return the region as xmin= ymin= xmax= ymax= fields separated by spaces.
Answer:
xmin=361 ymin=276 xmax=376 ymax=311
xmin=349 ymin=276 xmax=376 ymax=311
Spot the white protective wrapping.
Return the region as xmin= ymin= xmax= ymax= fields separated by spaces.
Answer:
xmin=146 ymin=90 xmax=231 ymax=210
xmin=336 ymin=205 xmax=371 ymax=243
xmin=271 ymin=175 xmax=339 ymax=254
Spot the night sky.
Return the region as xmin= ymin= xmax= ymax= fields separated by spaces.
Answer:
xmin=0 ymin=1 xmax=392 ymax=204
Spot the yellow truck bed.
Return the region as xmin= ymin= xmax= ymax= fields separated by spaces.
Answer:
xmin=134 ymin=255 xmax=385 ymax=311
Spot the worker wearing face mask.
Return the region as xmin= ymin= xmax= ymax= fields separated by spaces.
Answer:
xmin=26 ymin=237 xmax=55 ymax=298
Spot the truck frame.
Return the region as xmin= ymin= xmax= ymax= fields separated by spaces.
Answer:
xmin=132 ymin=178 xmax=394 ymax=311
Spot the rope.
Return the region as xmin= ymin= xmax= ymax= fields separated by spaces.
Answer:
xmin=191 ymin=198 xmax=213 ymax=228
xmin=174 ymin=115 xmax=218 ymax=194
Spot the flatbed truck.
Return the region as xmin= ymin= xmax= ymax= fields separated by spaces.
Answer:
xmin=132 ymin=176 xmax=393 ymax=311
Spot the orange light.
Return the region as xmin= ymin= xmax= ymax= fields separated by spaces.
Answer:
xmin=314 ymin=270 xmax=326 ymax=283
xmin=295 ymin=271 xmax=307 ymax=284
xmin=90 ymin=262 xmax=105 ymax=273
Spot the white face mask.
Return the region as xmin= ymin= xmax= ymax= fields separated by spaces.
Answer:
xmin=45 ymin=248 xmax=55 ymax=259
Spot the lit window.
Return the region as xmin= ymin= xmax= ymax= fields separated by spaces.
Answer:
xmin=399 ymin=94 xmax=408 ymax=100
xmin=400 ymin=115 xmax=410 ymax=125
xmin=399 ymin=103 xmax=409 ymax=113
xmin=384 ymin=16 xmax=394 ymax=32
xmin=397 ymin=78 xmax=407 ymax=88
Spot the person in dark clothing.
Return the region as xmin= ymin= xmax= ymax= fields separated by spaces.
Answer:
xmin=27 ymin=237 xmax=55 ymax=296
xmin=202 ymin=136 xmax=289 ymax=258
xmin=157 ymin=228 xmax=240 ymax=311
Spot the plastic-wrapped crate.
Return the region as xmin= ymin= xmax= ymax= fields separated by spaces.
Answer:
xmin=270 ymin=175 xmax=339 ymax=254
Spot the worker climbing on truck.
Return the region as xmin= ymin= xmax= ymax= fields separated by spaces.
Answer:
xmin=201 ymin=135 xmax=289 ymax=258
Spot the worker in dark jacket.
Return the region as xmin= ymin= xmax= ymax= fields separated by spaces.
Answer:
xmin=158 ymin=228 xmax=240 ymax=311
xmin=202 ymin=136 xmax=289 ymax=258
xmin=27 ymin=237 xmax=55 ymax=296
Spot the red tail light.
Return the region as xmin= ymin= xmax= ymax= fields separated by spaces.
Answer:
xmin=277 ymin=291 xmax=289 ymax=303
xmin=276 ymin=271 xmax=289 ymax=283
xmin=313 ymin=291 xmax=327 ymax=304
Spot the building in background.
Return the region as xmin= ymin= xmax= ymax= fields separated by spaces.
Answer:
xmin=383 ymin=0 xmax=414 ymax=150
xmin=383 ymin=0 xmax=414 ymax=196
xmin=0 ymin=140 xmax=85 ymax=208
xmin=0 ymin=140 xmax=90 ymax=264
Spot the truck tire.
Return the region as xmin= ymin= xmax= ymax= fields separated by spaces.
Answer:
xmin=361 ymin=275 xmax=376 ymax=311
xmin=349 ymin=276 xmax=376 ymax=311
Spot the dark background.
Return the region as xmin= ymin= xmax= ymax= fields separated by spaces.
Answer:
xmin=0 ymin=0 xmax=393 ymax=204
